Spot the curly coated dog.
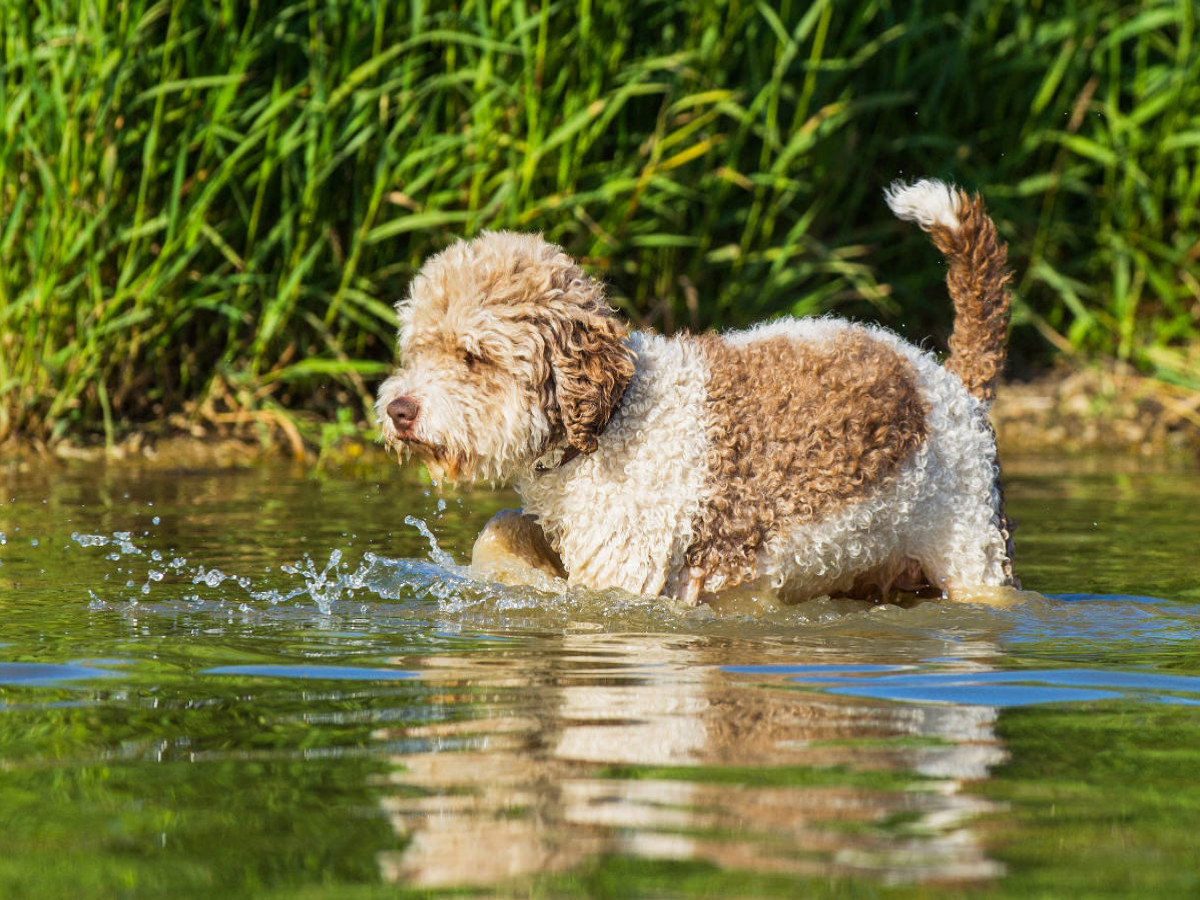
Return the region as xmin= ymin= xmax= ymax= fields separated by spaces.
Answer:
xmin=376 ymin=179 xmax=1018 ymax=606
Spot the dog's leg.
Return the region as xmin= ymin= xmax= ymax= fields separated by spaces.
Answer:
xmin=676 ymin=567 xmax=708 ymax=607
xmin=470 ymin=509 xmax=567 ymax=588
xmin=921 ymin=551 xmax=1033 ymax=608
xmin=944 ymin=581 xmax=1037 ymax=607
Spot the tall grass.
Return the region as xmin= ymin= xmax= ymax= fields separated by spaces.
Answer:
xmin=2 ymin=0 xmax=1198 ymax=444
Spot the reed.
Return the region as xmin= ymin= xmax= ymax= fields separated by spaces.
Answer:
xmin=2 ymin=0 xmax=1197 ymax=443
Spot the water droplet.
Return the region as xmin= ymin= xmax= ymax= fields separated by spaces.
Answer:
xmin=404 ymin=516 xmax=457 ymax=569
xmin=72 ymin=532 xmax=109 ymax=548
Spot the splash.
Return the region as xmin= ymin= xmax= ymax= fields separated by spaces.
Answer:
xmin=60 ymin=523 xmax=1200 ymax=642
xmin=68 ymin=516 xmax=474 ymax=618
xmin=403 ymin=515 xmax=458 ymax=569
xmin=256 ymin=549 xmax=379 ymax=616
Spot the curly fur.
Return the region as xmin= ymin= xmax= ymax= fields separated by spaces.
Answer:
xmin=538 ymin=289 xmax=634 ymax=457
xmin=518 ymin=332 xmax=710 ymax=596
xmin=886 ymin=180 xmax=1012 ymax=405
xmin=686 ymin=330 xmax=929 ymax=592
xmin=887 ymin=179 xmax=1016 ymax=582
xmin=728 ymin=319 xmax=1012 ymax=601
xmin=375 ymin=232 xmax=633 ymax=482
xmin=377 ymin=180 xmax=1018 ymax=604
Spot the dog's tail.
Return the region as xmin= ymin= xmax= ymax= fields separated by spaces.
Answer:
xmin=885 ymin=178 xmax=1012 ymax=405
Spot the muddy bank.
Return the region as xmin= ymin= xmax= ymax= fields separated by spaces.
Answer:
xmin=992 ymin=362 xmax=1200 ymax=457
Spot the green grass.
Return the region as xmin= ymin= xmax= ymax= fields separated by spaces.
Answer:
xmin=2 ymin=0 xmax=1198 ymax=444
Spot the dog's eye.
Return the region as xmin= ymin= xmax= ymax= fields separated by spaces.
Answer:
xmin=460 ymin=349 xmax=483 ymax=370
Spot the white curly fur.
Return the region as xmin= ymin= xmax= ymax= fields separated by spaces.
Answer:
xmin=884 ymin=178 xmax=961 ymax=231
xmin=518 ymin=332 xmax=710 ymax=596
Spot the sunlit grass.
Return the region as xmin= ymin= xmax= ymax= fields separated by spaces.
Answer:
xmin=1 ymin=0 xmax=1197 ymax=443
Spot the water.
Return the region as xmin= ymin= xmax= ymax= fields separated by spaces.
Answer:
xmin=1 ymin=454 xmax=1199 ymax=898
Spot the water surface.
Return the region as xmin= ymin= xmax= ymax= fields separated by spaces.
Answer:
xmin=1 ymin=454 xmax=1198 ymax=898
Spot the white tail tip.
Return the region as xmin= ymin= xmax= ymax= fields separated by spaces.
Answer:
xmin=885 ymin=178 xmax=961 ymax=230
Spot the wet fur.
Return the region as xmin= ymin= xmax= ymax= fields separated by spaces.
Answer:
xmin=376 ymin=233 xmax=634 ymax=482
xmin=686 ymin=331 xmax=930 ymax=592
xmin=378 ymin=180 xmax=1016 ymax=604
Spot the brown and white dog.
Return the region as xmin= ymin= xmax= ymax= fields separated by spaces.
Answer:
xmin=376 ymin=179 xmax=1017 ymax=606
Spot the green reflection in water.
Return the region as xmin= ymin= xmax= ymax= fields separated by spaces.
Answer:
xmin=981 ymin=702 xmax=1200 ymax=897
xmin=0 ymin=756 xmax=398 ymax=897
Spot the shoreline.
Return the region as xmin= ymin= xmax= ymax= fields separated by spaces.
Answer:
xmin=3 ymin=363 xmax=1198 ymax=471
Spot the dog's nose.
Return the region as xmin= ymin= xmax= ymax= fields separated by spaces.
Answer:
xmin=387 ymin=396 xmax=420 ymax=432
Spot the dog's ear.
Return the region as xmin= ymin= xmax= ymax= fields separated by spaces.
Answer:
xmin=542 ymin=296 xmax=635 ymax=456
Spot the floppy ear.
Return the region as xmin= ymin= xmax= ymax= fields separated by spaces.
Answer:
xmin=543 ymin=299 xmax=635 ymax=456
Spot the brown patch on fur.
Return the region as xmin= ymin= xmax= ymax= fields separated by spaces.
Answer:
xmin=454 ymin=235 xmax=635 ymax=457
xmin=930 ymin=193 xmax=1013 ymax=406
xmin=531 ymin=294 xmax=634 ymax=456
xmin=685 ymin=330 xmax=929 ymax=590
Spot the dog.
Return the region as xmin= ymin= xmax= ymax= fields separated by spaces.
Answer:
xmin=376 ymin=179 xmax=1017 ymax=606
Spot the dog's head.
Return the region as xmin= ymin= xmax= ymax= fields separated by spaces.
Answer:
xmin=376 ymin=231 xmax=635 ymax=482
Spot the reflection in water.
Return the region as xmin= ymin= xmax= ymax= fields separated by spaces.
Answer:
xmin=4 ymin=460 xmax=1200 ymax=896
xmin=375 ymin=634 xmax=1008 ymax=888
